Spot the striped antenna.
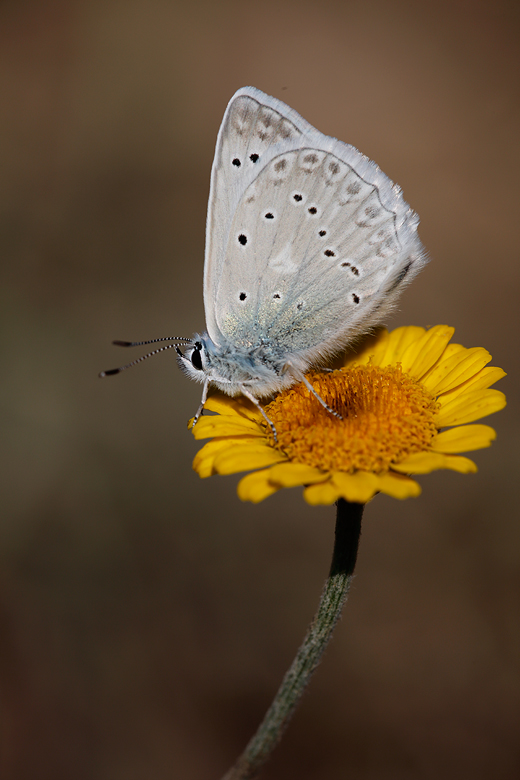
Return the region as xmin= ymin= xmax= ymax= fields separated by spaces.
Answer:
xmin=112 ymin=336 xmax=191 ymax=347
xmin=99 ymin=336 xmax=190 ymax=377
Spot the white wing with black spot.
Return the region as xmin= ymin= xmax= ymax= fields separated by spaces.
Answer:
xmin=203 ymin=87 xmax=426 ymax=361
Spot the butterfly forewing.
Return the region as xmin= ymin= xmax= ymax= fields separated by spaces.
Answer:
xmin=204 ymin=90 xmax=305 ymax=343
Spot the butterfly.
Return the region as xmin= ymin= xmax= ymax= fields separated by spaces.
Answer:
xmin=102 ymin=87 xmax=427 ymax=438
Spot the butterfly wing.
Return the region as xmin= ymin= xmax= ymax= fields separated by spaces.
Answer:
xmin=204 ymin=87 xmax=426 ymax=363
xmin=203 ymin=87 xmax=305 ymax=344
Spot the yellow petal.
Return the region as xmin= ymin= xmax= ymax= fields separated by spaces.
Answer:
xmin=377 ymin=325 xmax=427 ymax=366
xmin=377 ymin=472 xmax=422 ymax=498
xmin=441 ymin=455 xmax=478 ymax=473
xmin=348 ymin=325 xmax=427 ymax=368
xmin=267 ymin=463 xmax=328 ymax=488
xmin=392 ymin=451 xmax=453 ymax=474
xmin=440 ymin=343 xmax=465 ymax=359
xmin=392 ymin=451 xmax=477 ymax=474
xmin=193 ymin=437 xmax=258 ymax=477
xmin=431 ymin=425 xmax=497 ymax=453
xmin=238 ymin=469 xmax=281 ymax=502
xmin=422 ymin=347 xmax=492 ymax=395
xmin=436 ymin=389 xmax=506 ymax=426
xmin=190 ymin=414 xmax=264 ymax=439
xmin=346 ymin=329 xmax=389 ymax=366
xmin=400 ymin=325 xmax=455 ymax=378
xmin=204 ymin=394 xmax=263 ymax=421
xmin=332 ymin=471 xmax=379 ymax=503
xmin=436 ymin=366 xmax=506 ymax=404
xmin=213 ymin=444 xmax=287 ymax=474
xmin=303 ymin=479 xmax=340 ymax=505
xmin=361 ymin=330 xmax=392 ymax=365
xmin=203 ymin=396 xmax=244 ymax=416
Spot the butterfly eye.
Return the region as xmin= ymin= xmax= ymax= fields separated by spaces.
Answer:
xmin=191 ymin=342 xmax=203 ymax=370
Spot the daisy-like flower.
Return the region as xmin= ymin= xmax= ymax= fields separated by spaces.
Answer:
xmin=191 ymin=325 xmax=506 ymax=505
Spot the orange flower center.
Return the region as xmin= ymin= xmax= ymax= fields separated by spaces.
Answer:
xmin=265 ymin=364 xmax=439 ymax=473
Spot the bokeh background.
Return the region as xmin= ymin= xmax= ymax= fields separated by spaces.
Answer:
xmin=1 ymin=1 xmax=519 ymax=778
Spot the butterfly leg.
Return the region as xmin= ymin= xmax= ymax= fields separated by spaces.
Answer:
xmin=240 ymin=387 xmax=278 ymax=443
xmin=191 ymin=379 xmax=210 ymax=429
xmin=301 ymin=376 xmax=343 ymax=420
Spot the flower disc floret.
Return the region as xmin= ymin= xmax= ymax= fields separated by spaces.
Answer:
xmin=266 ymin=364 xmax=439 ymax=473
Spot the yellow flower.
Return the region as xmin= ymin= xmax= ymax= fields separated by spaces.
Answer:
xmin=190 ymin=326 xmax=506 ymax=505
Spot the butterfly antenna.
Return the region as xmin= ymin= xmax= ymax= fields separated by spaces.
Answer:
xmin=99 ymin=337 xmax=189 ymax=377
xmin=111 ymin=336 xmax=191 ymax=347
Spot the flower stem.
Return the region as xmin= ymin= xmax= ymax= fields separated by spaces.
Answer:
xmin=221 ymin=498 xmax=364 ymax=780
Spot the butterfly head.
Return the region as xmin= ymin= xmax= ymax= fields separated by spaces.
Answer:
xmin=176 ymin=336 xmax=211 ymax=385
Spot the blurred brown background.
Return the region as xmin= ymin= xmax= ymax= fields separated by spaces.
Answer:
xmin=1 ymin=1 xmax=519 ymax=778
